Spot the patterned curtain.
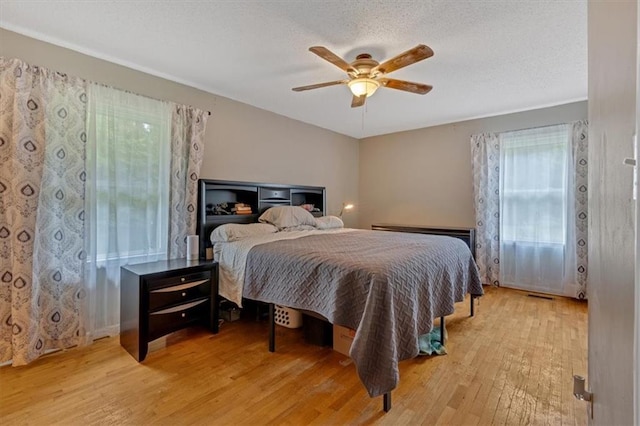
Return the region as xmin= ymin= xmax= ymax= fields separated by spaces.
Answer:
xmin=167 ymin=106 xmax=208 ymax=258
xmin=571 ymin=120 xmax=589 ymax=299
xmin=0 ymin=58 xmax=87 ymax=365
xmin=470 ymin=133 xmax=501 ymax=286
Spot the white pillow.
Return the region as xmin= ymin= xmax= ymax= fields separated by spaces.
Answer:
xmin=258 ymin=206 xmax=317 ymax=230
xmin=210 ymin=223 xmax=277 ymax=243
xmin=315 ymin=215 xmax=344 ymax=230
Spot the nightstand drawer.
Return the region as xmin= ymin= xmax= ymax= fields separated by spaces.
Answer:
xmin=148 ymin=299 xmax=209 ymax=341
xmin=146 ymin=270 xmax=210 ymax=291
xmin=148 ymin=277 xmax=210 ymax=311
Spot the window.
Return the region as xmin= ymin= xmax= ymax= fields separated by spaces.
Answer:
xmin=88 ymin=85 xmax=171 ymax=263
xmin=471 ymin=120 xmax=587 ymax=297
xmin=500 ymin=124 xmax=569 ymax=245
xmin=85 ymin=84 xmax=173 ymax=337
xmin=92 ymin=101 xmax=171 ymax=261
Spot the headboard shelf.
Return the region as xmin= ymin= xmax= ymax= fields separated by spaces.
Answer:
xmin=197 ymin=179 xmax=326 ymax=258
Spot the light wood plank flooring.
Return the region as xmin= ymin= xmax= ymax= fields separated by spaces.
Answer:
xmin=0 ymin=286 xmax=587 ymax=425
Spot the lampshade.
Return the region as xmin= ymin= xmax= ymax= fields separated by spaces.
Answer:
xmin=347 ymin=78 xmax=380 ymax=98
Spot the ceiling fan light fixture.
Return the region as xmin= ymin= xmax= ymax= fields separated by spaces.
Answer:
xmin=348 ymin=78 xmax=380 ymax=97
xmin=293 ymin=45 xmax=434 ymax=108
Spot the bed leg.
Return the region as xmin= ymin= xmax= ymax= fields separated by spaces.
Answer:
xmin=440 ymin=317 xmax=445 ymax=345
xmin=383 ymin=392 xmax=391 ymax=412
xmin=268 ymin=303 xmax=275 ymax=352
xmin=470 ymin=295 xmax=475 ymax=317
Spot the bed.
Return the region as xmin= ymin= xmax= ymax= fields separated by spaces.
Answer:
xmin=204 ymin=203 xmax=483 ymax=411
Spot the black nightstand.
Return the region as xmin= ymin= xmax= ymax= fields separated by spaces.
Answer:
xmin=119 ymin=258 xmax=219 ymax=362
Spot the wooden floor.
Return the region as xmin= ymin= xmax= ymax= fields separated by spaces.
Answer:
xmin=0 ymin=286 xmax=588 ymax=425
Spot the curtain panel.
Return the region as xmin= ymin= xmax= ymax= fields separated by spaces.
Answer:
xmin=84 ymin=83 xmax=173 ymax=339
xmin=470 ymin=133 xmax=501 ymax=286
xmin=0 ymin=58 xmax=88 ymax=365
xmin=571 ymin=120 xmax=588 ymax=299
xmin=0 ymin=56 xmax=210 ymax=364
xmin=167 ymin=106 xmax=208 ymax=259
xmin=499 ymin=124 xmax=571 ymax=295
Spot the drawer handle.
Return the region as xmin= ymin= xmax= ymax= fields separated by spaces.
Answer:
xmin=181 ymin=313 xmax=186 ymax=318
xmin=151 ymin=279 xmax=208 ymax=293
xmin=182 ymin=292 xmax=186 ymax=297
xmin=181 ymin=277 xmax=185 ymax=282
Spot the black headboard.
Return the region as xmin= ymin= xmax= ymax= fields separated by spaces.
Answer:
xmin=196 ymin=179 xmax=326 ymax=259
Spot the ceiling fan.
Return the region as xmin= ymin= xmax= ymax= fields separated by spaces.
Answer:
xmin=292 ymin=45 xmax=434 ymax=108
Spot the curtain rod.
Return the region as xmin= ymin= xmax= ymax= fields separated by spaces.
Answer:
xmin=8 ymin=58 xmax=213 ymax=117
xmin=90 ymin=80 xmax=211 ymax=117
xmin=470 ymin=119 xmax=586 ymax=137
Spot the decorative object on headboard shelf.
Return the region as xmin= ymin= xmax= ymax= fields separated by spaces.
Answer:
xmin=300 ymin=204 xmax=322 ymax=214
xmin=212 ymin=202 xmax=232 ymax=215
xmin=233 ymin=203 xmax=252 ymax=215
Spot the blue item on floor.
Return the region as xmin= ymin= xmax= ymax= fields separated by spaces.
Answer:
xmin=418 ymin=327 xmax=447 ymax=356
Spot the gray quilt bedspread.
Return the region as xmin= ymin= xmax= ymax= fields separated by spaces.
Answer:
xmin=243 ymin=229 xmax=483 ymax=397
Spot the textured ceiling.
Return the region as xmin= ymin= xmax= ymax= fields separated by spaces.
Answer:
xmin=0 ymin=0 xmax=587 ymax=138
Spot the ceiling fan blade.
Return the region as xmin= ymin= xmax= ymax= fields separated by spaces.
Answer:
xmin=351 ymin=95 xmax=366 ymax=108
xmin=379 ymin=78 xmax=433 ymax=94
xmin=372 ymin=45 xmax=434 ymax=75
xmin=292 ymin=80 xmax=347 ymax=92
xmin=309 ymin=46 xmax=357 ymax=74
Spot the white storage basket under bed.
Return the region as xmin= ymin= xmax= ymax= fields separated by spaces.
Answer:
xmin=274 ymin=305 xmax=302 ymax=328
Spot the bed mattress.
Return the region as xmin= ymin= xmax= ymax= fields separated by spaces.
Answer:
xmin=241 ymin=229 xmax=483 ymax=397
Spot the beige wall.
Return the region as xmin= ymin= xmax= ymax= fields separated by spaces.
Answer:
xmin=587 ymin=1 xmax=637 ymax=424
xmin=358 ymin=101 xmax=587 ymax=230
xmin=0 ymin=29 xmax=360 ymax=226
xmin=0 ymin=28 xmax=589 ymax=234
